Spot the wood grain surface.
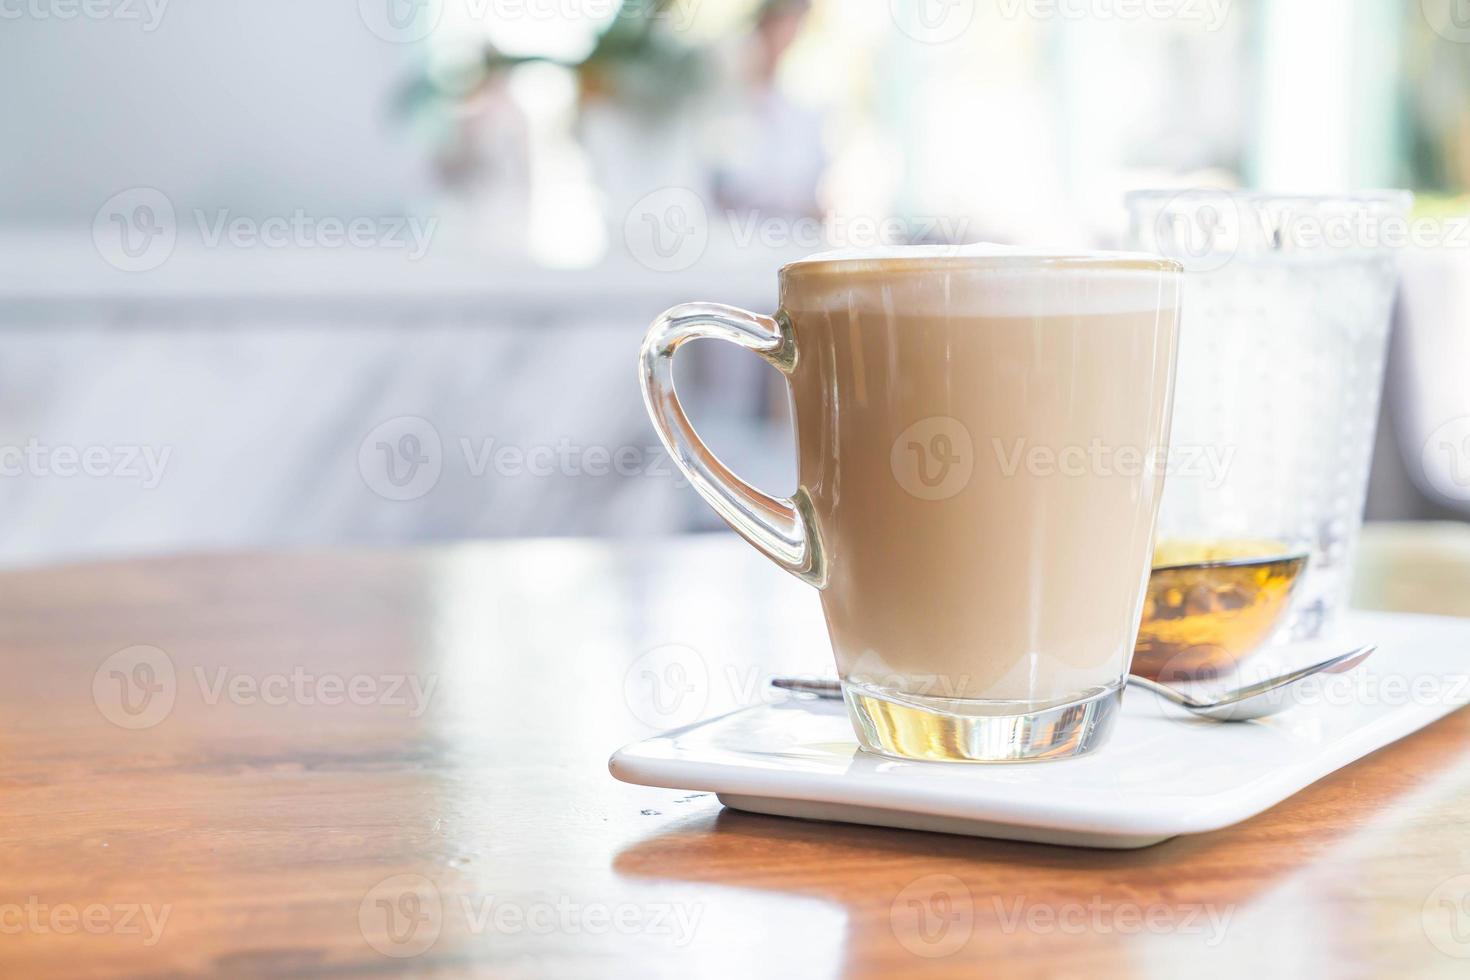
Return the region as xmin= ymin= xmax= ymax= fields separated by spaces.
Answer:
xmin=2 ymin=524 xmax=1470 ymax=978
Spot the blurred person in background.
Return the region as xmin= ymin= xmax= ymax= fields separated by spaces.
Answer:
xmin=710 ymin=0 xmax=824 ymax=219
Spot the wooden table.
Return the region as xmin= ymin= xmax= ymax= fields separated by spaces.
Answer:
xmin=3 ymin=523 xmax=1470 ymax=978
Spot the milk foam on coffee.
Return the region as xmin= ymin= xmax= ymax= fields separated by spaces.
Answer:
xmin=779 ymin=246 xmax=1180 ymax=704
xmin=783 ymin=244 xmax=1181 ymax=318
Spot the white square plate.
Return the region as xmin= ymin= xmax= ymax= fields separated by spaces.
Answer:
xmin=609 ymin=611 xmax=1470 ymax=848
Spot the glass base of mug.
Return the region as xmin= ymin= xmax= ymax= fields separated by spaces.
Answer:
xmin=842 ymin=678 xmax=1124 ymax=763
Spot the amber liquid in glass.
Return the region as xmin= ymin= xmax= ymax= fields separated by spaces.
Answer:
xmin=1133 ymin=539 xmax=1308 ymax=681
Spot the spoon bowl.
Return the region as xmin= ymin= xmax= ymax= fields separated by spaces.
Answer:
xmin=1128 ymin=644 xmax=1376 ymax=720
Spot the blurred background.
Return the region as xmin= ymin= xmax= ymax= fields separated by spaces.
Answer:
xmin=1 ymin=0 xmax=1468 ymax=566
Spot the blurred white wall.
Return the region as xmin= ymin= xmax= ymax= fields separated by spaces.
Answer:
xmin=0 ymin=0 xmax=434 ymax=222
xmin=0 ymin=1 xmax=801 ymax=566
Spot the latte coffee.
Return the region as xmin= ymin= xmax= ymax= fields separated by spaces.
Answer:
xmin=642 ymin=246 xmax=1181 ymax=761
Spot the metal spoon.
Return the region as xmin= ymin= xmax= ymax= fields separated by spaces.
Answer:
xmin=770 ymin=644 xmax=1377 ymax=722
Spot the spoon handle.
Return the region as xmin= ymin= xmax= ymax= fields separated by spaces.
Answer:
xmin=770 ymin=677 xmax=841 ymax=698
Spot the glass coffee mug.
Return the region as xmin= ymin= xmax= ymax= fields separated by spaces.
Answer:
xmin=640 ymin=247 xmax=1182 ymax=762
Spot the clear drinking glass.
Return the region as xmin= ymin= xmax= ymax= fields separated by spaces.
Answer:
xmin=641 ymin=248 xmax=1181 ymax=762
xmin=1127 ymin=190 xmax=1410 ymax=643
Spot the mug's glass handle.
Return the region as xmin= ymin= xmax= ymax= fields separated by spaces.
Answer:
xmin=639 ymin=302 xmax=825 ymax=588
